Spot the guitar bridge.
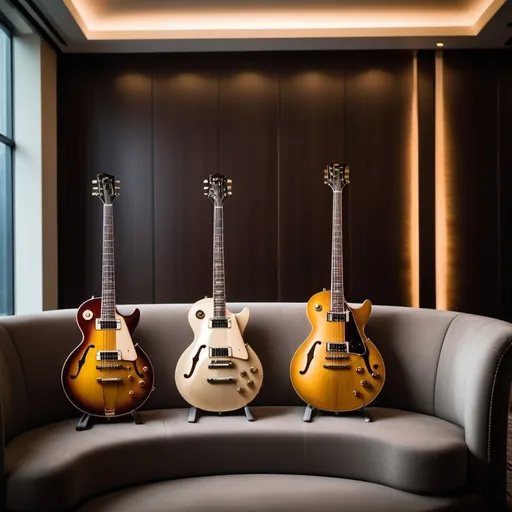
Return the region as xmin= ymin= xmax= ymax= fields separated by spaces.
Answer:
xmin=209 ymin=359 xmax=234 ymax=368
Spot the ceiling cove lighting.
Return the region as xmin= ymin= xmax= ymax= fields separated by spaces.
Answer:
xmin=62 ymin=0 xmax=506 ymax=40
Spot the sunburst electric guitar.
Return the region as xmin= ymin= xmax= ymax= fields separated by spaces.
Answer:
xmin=61 ymin=174 xmax=155 ymax=424
xmin=290 ymin=163 xmax=385 ymax=419
xmin=175 ymin=174 xmax=263 ymax=420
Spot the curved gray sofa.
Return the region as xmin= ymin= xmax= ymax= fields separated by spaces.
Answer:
xmin=1 ymin=303 xmax=511 ymax=511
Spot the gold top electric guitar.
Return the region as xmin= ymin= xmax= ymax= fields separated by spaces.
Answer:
xmin=175 ymin=174 xmax=263 ymax=413
xmin=61 ymin=174 xmax=155 ymax=418
xmin=290 ymin=163 xmax=385 ymax=413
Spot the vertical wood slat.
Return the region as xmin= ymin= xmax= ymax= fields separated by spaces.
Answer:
xmin=277 ymin=54 xmax=346 ymax=302
xmin=345 ymin=54 xmax=414 ymax=307
xmin=417 ymin=51 xmax=436 ymax=309
xmin=443 ymin=52 xmax=499 ymax=317
xmin=153 ymin=59 xmax=218 ymax=304
xmin=218 ymin=55 xmax=279 ymax=303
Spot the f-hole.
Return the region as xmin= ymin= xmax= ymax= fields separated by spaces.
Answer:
xmin=299 ymin=341 xmax=322 ymax=375
xmin=184 ymin=345 xmax=206 ymax=379
xmin=70 ymin=345 xmax=95 ymax=379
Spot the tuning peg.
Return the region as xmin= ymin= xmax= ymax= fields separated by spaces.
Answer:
xmin=227 ymin=185 xmax=232 ymax=190
xmin=92 ymin=186 xmax=98 ymax=190
xmin=204 ymin=192 xmax=208 ymax=196
xmin=115 ymin=180 xmax=120 ymax=184
xmin=228 ymin=191 xmax=232 ymax=195
xmin=92 ymin=192 xmax=98 ymax=196
xmin=227 ymin=179 xmax=233 ymax=184
xmin=324 ymin=181 xmax=328 ymax=185
xmin=115 ymin=187 xmax=120 ymax=191
xmin=204 ymin=186 xmax=209 ymax=190
xmin=92 ymin=180 xmax=97 ymax=184
xmin=203 ymin=179 xmax=208 ymax=183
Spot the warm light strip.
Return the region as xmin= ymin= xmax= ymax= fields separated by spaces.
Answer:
xmin=435 ymin=51 xmax=448 ymax=310
xmin=63 ymin=0 xmax=505 ymax=40
xmin=409 ymin=53 xmax=420 ymax=308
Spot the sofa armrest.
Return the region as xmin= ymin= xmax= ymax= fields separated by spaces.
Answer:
xmin=434 ymin=313 xmax=512 ymax=511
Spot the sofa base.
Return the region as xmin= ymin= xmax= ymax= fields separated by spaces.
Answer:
xmin=77 ymin=474 xmax=484 ymax=512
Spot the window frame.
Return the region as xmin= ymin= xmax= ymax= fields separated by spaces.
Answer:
xmin=0 ymin=19 xmax=14 ymax=315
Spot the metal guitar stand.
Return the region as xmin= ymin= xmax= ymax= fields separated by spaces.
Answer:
xmin=302 ymin=404 xmax=372 ymax=423
xmin=76 ymin=411 xmax=143 ymax=431
xmin=187 ymin=405 xmax=255 ymax=423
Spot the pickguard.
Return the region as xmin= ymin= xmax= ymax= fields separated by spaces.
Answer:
xmin=184 ymin=345 xmax=206 ymax=379
xmin=132 ymin=358 xmax=144 ymax=378
xmin=70 ymin=345 xmax=95 ymax=379
xmin=299 ymin=341 xmax=322 ymax=375
xmin=345 ymin=315 xmax=373 ymax=374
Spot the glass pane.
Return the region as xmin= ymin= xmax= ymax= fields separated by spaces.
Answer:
xmin=0 ymin=142 xmax=13 ymax=315
xmin=0 ymin=26 xmax=11 ymax=138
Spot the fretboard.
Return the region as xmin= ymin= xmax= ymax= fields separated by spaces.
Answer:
xmin=101 ymin=204 xmax=116 ymax=320
xmin=330 ymin=190 xmax=345 ymax=313
xmin=213 ymin=205 xmax=226 ymax=318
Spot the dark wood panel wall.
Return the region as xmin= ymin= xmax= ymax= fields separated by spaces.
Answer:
xmin=58 ymin=50 xmax=512 ymax=321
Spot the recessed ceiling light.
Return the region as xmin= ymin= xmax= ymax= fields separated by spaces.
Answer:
xmin=436 ymin=42 xmax=444 ymax=47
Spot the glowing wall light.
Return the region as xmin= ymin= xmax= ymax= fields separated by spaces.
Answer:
xmin=409 ymin=52 xmax=420 ymax=308
xmin=435 ymin=50 xmax=449 ymax=310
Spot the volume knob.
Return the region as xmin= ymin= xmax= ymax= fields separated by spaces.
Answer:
xmin=240 ymin=370 xmax=247 ymax=377
xmin=360 ymin=380 xmax=369 ymax=387
xmin=250 ymin=367 xmax=258 ymax=373
xmin=353 ymin=390 xmax=360 ymax=396
xmin=139 ymin=380 xmax=146 ymax=387
xmin=237 ymin=387 xmax=245 ymax=394
xmin=246 ymin=380 xmax=254 ymax=387
xmin=128 ymin=375 xmax=134 ymax=380
xmin=372 ymin=372 xmax=381 ymax=379
xmin=129 ymin=390 xmax=135 ymax=397
xmin=356 ymin=367 xmax=364 ymax=374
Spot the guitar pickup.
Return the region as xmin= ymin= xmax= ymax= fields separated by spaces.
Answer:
xmin=326 ymin=342 xmax=349 ymax=353
xmin=96 ymin=377 xmax=123 ymax=383
xmin=96 ymin=318 xmax=121 ymax=330
xmin=209 ymin=360 xmax=234 ymax=368
xmin=96 ymin=350 xmax=122 ymax=361
xmin=207 ymin=377 xmax=237 ymax=384
xmin=327 ymin=311 xmax=349 ymax=322
xmin=323 ymin=364 xmax=352 ymax=370
xmin=209 ymin=318 xmax=232 ymax=328
xmin=96 ymin=364 xmax=124 ymax=369
xmin=209 ymin=347 xmax=232 ymax=357
xmin=325 ymin=355 xmax=350 ymax=360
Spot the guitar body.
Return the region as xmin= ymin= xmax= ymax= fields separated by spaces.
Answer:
xmin=290 ymin=290 xmax=385 ymax=413
xmin=61 ymin=297 xmax=155 ymax=418
xmin=175 ymin=297 xmax=263 ymax=412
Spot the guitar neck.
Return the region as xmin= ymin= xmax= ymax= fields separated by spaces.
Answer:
xmin=330 ymin=190 xmax=345 ymax=313
xmin=101 ymin=204 xmax=116 ymax=320
xmin=213 ymin=205 xmax=226 ymax=318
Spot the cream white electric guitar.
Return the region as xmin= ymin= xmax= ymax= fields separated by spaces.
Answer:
xmin=175 ymin=174 xmax=263 ymax=419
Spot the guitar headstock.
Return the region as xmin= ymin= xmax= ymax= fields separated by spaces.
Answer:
xmin=203 ymin=173 xmax=232 ymax=206
xmin=92 ymin=174 xmax=120 ymax=205
xmin=324 ymin=163 xmax=350 ymax=192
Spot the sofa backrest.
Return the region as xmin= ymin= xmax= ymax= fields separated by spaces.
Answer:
xmin=0 ymin=302 xmax=461 ymax=441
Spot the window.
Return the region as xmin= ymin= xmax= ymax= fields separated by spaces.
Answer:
xmin=0 ymin=22 xmax=13 ymax=315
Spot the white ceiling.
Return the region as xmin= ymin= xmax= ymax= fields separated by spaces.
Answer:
xmin=20 ymin=0 xmax=512 ymax=52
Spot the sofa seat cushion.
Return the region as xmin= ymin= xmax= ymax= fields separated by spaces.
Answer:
xmin=5 ymin=406 xmax=467 ymax=512
xmin=77 ymin=474 xmax=484 ymax=512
